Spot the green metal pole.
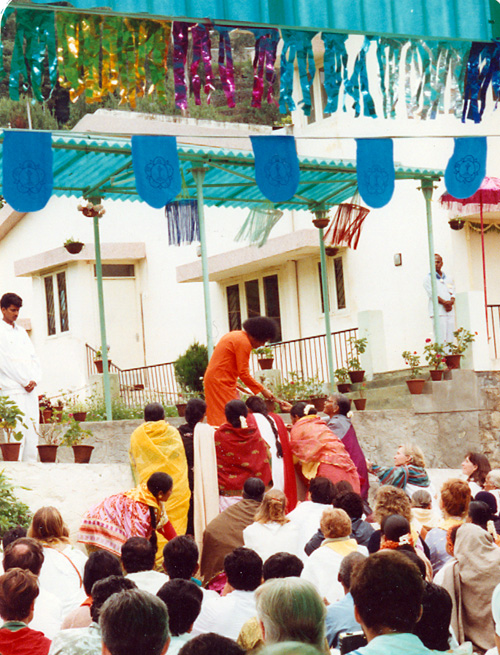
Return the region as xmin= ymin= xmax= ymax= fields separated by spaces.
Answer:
xmin=93 ymin=213 xmax=113 ymax=420
xmin=319 ymin=228 xmax=335 ymax=392
xmin=192 ymin=167 xmax=214 ymax=357
xmin=421 ymin=179 xmax=442 ymax=343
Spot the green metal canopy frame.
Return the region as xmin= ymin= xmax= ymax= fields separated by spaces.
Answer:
xmin=0 ymin=130 xmax=442 ymax=415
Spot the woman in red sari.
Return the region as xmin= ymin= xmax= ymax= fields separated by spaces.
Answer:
xmin=290 ymin=402 xmax=360 ymax=494
xmin=214 ymin=400 xmax=272 ymax=510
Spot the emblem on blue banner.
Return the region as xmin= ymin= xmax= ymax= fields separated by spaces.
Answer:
xmin=251 ymin=135 xmax=300 ymax=203
xmin=132 ymin=136 xmax=182 ymax=209
xmin=356 ymin=138 xmax=395 ymax=209
xmin=444 ymin=137 xmax=487 ymax=199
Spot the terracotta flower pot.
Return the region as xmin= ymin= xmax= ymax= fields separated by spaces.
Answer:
xmin=406 ymin=379 xmax=426 ymax=395
xmin=176 ymin=403 xmax=187 ymax=418
xmin=94 ymin=359 xmax=112 ymax=374
xmin=258 ymin=358 xmax=274 ymax=370
xmin=64 ymin=242 xmax=84 ymax=254
xmin=72 ymin=445 xmax=94 ymax=463
xmin=37 ymin=444 xmax=58 ymax=463
xmin=72 ymin=412 xmax=87 ymax=422
xmin=309 ymin=397 xmax=327 ymax=412
xmin=445 ymin=354 xmax=462 ymax=370
xmin=312 ymin=217 xmax=330 ymax=229
xmin=42 ymin=408 xmax=53 ymax=423
xmin=337 ymin=383 xmax=351 ymax=393
xmin=0 ymin=443 xmax=21 ymax=461
xmin=354 ymin=398 xmax=367 ymax=410
xmin=429 ymin=369 xmax=444 ymax=381
xmin=348 ymin=370 xmax=365 ymax=384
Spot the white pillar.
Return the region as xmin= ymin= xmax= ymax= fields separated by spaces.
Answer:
xmin=455 ymin=290 xmax=490 ymax=370
xmin=357 ymin=310 xmax=387 ymax=379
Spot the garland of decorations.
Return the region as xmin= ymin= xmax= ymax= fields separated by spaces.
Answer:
xmin=0 ymin=7 xmax=499 ymax=122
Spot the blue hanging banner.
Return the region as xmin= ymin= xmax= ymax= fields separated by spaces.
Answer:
xmin=444 ymin=137 xmax=487 ymax=199
xmin=132 ymin=135 xmax=182 ymax=209
xmin=2 ymin=131 xmax=53 ymax=212
xmin=250 ymin=135 xmax=300 ymax=203
xmin=356 ymin=138 xmax=395 ymax=208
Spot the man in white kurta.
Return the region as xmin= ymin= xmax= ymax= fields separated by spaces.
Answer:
xmin=423 ymin=253 xmax=456 ymax=345
xmin=0 ymin=293 xmax=41 ymax=462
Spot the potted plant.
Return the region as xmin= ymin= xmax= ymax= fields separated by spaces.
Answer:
xmin=444 ymin=328 xmax=477 ymax=369
xmin=38 ymin=394 xmax=53 ymax=423
xmin=63 ymin=237 xmax=84 ymax=255
xmin=347 ymin=337 xmax=368 ymax=384
xmin=174 ymin=342 xmax=208 ymax=397
xmin=0 ymin=395 xmax=28 ymax=461
xmin=60 ymin=419 xmax=94 ymax=463
xmin=353 ymin=382 xmax=367 ymax=410
xmin=94 ymin=345 xmax=112 ymax=374
xmin=335 ymin=368 xmax=351 ymax=393
xmin=302 ymin=374 xmax=327 ymax=411
xmin=67 ymin=399 xmax=88 ymax=422
xmin=402 ymin=350 xmax=426 ymax=394
xmin=253 ymin=346 xmax=274 ymax=370
xmin=175 ymin=393 xmax=188 ymax=417
xmin=423 ymin=339 xmax=446 ymax=381
xmin=35 ymin=419 xmax=66 ymax=463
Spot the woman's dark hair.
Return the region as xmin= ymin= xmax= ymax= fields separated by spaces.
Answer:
xmin=475 ymin=490 xmax=498 ymax=515
xmin=144 ymin=402 xmax=165 ymax=422
xmin=225 ymin=400 xmax=248 ymax=428
xmin=246 ymin=396 xmax=282 ymax=458
xmin=242 ymin=317 xmax=277 ymax=342
xmin=468 ymin=500 xmax=492 ymax=530
xmin=290 ymin=402 xmax=317 ymax=419
xmin=185 ymin=398 xmax=207 ymax=428
xmin=146 ymin=472 xmax=173 ymax=552
xmin=413 ymin=582 xmax=453 ymax=651
xmin=466 ymin=452 xmax=491 ymax=487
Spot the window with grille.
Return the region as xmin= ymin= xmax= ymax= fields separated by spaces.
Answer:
xmin=317 ymin=255 xmax=347 ymax=313
xmin=225 ymin=274 xmax=282 ymax=341
xmin=44 ymin=271 xmax=69 ymax=336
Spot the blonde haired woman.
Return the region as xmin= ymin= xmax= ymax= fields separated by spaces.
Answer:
xmin=28 ymin=506 xmax=87 ymax=615
xmin=301 ymin=507 xmax=367 ymax=604
xmin=367 ymin=443 xmax=433 ymax=499
xmin=243 ymin=490 xmax=303 ymax=562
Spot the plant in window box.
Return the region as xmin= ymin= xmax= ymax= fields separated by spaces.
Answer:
xmin=63 ymin=237 xmax=84 ymax=255
xmin=94 ymin=345 xmax=112 ymax=374
xmin=402 ymin=350 xmax=426 ymax=395
xmin=253 ymin=345 xmax=274 ymax=370
xmin=346 ymin=337 xmax=368 ymax=383
xmin=423 ymin=339 xmax=446 ymax=381
xmin=0 ymin=395 xmax=28 ymax=461
xmin=335 ymin=368 xmax=351 ymax=393
xmin=61 ymin=419 xmax=94 ymax=463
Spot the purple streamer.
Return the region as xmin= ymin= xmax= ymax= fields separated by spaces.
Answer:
xmin=172 ymin=21 xmax=193 ymax=111
xmin=462 ymin=42 xmax=496 ymax=124
xmin=190 ymin=23 xmax=214 ymax=105
xmin=250 ymin=28 xmax=279 ymax=108
xmin=214 ymin=25 xmax=235 ymax=108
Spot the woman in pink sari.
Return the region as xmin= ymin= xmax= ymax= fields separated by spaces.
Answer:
xmin=289 ymin=402 xmax=360 ymax=494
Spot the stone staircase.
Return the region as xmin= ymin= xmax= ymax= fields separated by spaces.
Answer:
xmin=346 ymin=368 xmax=416 ymax=411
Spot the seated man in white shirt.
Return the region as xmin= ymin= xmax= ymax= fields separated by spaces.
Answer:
xmin=286 ymin=477 xmax=336 ymax=555
xmin=2 ymin=536 xmax=63 ymax=639
xmin=193 ymin=547 xmax=263 ymax=640
xmin=157 ymin=579 xmax=203 ymax=655
xmin=122 ymin=537 xmax=169 ymax=595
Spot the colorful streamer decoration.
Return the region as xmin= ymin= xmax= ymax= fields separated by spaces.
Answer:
xmin=190 ymin=23 xmax=214 ymax=106
xmin=251 ymin=135 xmax=300 ymax=203
xmin=344 ymin=36 xmax=377 ymax=118
xmin=322 ymin=33 xmax=348 ymax=114
xmin=444 ymin=137 xmax=487 ymax=199
xmin=376 ymin=38 xmax=404 ymax=119
xmin=165 ymin=199 xmax=200 ymax=246
xmin=279 ymin=29 xmax=317 ymax=115
xmin=462 ymin=42 xmax=500 ymax=124
xmin=250 ymin=28 xmax=279 ymax=108
xmin=235 ymin=204 xmax=284 ymax=247
xmin=3 ymin=131 xmax=53 ymax=212
xmin=323 ymin=192 xmax=370 ymax=250
xmin=356 ymin=138 xmax=395 ymax=209
xmin=214 ymin=26 xmax=236 ymax=109
xmin=9 ymin=9 xmax=57 ymax=102
xmin=132 ymin=136 xmax=182 ymax=209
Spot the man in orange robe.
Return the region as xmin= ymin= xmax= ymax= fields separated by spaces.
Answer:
xmin=204 ymin=317 xmax=277 ymax=426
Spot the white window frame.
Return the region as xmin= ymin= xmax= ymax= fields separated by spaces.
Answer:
xmin=317 ymin=253 xmax=348 ymax=316
xmin=43 ymin=269 xmax=70 ymax=337
xmin=223 ymin=269 xmax=282 ymax=335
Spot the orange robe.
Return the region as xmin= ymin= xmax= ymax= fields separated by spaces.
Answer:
xmin=204 ymin=331 xmax=265 ymax=426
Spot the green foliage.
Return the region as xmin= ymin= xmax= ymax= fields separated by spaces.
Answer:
xmin=423 ymin=340 xmax=446 ymax=369
xmin=0 ymin=469 xmax=32 ymax=538
xmin=83 ymin=393 xmax=177 ymax=422
xmin=347 ymin=336 xmax=368 ymax=371
xmin=60 ymin=418 xmax=93 ymax=447
xmin=270 ymin=371 xmax=326 ymax=402
xmin=402 ymin=350 xmax=423 ymax=379
xmin=253 ymin=346 xmax=274 ymax=358
xmin=446 ymin=327 xmax=476 ymax=356
xmin=0 ymin=395 xmax=27 ymax=442
xmin=334 ymin=367 xmax=350 ymax=384
xmin=174 ymin=342 xmax=208 ymax=395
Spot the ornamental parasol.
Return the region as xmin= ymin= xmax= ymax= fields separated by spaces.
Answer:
xmin=440 ymin=177 xmax=500 ymax=340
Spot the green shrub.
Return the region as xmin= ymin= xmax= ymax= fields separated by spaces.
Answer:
xmin=174 ymin=342 xmax=208 ymax=395
xmin=0 ymin=470 xmax=32 ymax=537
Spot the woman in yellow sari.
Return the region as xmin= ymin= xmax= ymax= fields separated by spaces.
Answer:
xmin=129 ymin=403 xmax=190 ymax=557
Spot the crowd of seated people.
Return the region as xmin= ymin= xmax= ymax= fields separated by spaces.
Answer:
xmin=3 ymin=396 xmax=500 ymax=655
